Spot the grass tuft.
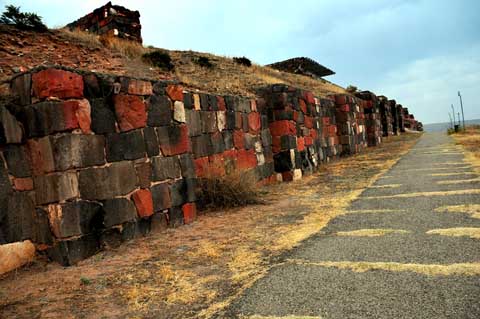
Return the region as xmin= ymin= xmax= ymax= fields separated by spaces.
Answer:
xmin=196 ymin=170 xmax=262 ymax=209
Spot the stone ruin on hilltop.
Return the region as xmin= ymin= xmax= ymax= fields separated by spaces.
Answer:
xmin=66 ymin=1 xmax=142 ymax=43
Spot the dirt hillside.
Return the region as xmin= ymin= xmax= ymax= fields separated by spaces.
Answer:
xmin=0 ymin=25 xmax=346 ymax=97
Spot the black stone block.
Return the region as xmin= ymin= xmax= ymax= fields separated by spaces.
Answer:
xmin=3 ymin=145 xmax=31 ymax=177
xmin=90 ymin=98 xmax=117 ymax=134
xmin=33 ymin=208 xmax=54 ymax=245
xmin=169 ymin=179 xmax=188 ymax=207
xmin=144 ymin=127 xmax=160 ymax=157
xmin=147 ymin=94 xmax=172 ymax=127
xmin=151 ymin=183 xmax=171 ymax=212
xmin=226 ymin=111 xmax=236 ymax=130
xmin=185 ymin=110 xmax=201 ymax=136
xmin=102 ymin=198 xmax=137 ymax=228
xmin=52 ymin=201 xmax=104 ymax=238
xmin=136 ymin=217 xmax=151 ymax=236
xmin=183 ymin=93 xmax=194 ymax=109
xmin=273 ymin=151 xmax=294 ymax=172
xmin=281 ymin=135 xmax=297 ymax=150
xmin=208 ymin=94 xmax=218 ymax=111
xmin=100 ymin=221 xmax=136 ymax=249
xmin=242 ymin=113 xmax=249 ymax=132
xmin=244 ymin=133 xmax=259 ymax=150
xmin=211 ymin=132 xmax=225 ymax=154
xmin=151 ymin=155 xmax=181 ymax=181
xmin=179 ymin=154 xmax=196 ymax=178
xmin=4 ymin=192 xmax=35 ymax=243
xmin=261 ymin=129 xmax=272 ymax=148
xmin=47 ymin=234 xmax=99 ymax=266
xmin=168 ymin=206 xmax=184 ymax=227
xmin=52 ymin=134 xmax=106 ymax=170
xmin=223 ymin=131 xmax=234 ymax=150
xmin=200 ymin=111 xmax=217 ymax=133
xmin=191 ymin=134 xmax=212 ymax=158
xmin=200 ymin=94 xmax=209 ymax=111
xmin=106 ymin=130 xmax=146 ymax=162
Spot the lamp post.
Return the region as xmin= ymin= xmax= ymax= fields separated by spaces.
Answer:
xmin=448 ymin=113 xmax=453 ymax=129
xmin=451 ymin=104 xmax=456 ymax=126
xmin=458 ymin=91 xmax=465 ymax=130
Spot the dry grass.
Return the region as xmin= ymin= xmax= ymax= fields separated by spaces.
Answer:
xmin=58 ymin=28 xmax=102 ymax=48
xmin=426 ymin=227 xmax=480 ymax=239
xmin=434 ymin=204 xmax=480 ymax=219
xmin=363 ymin=189 xmax=480 ymax=199
xmin=0 ymin=134 xmax=420 ymax=319
xmin=196 ymin=170 xmax=262 ymax=209
xmin=287 ymin=260 xmax=480 ymax=276
xmin=451 ymin=126 xmax=480 ymax=174
xmin=335 ymin=229 xmax=409 ymax=237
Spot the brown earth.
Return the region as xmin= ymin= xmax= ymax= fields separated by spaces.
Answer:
xmin=0 ymin=133 xmax=420 ymax=319
xmin=0 ymin=25 xmax=346 ymax=98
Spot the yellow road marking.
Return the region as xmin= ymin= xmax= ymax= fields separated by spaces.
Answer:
xmin=369 ymin=184 xmax=402 ymax=188
xmin=285 ymin=260 xmax=480 ymax=276
xmin=434 ymin=204 xmax=480 ymax=219
xmin=335 ymin=229 xmax=409 ymax=237
xmin=347 ymin=209 xmax=406 ymax=214
xmin=437 ymin=178 xmax=480 ymax=185
xmin=363 ymin=189 xmax=480 ymax=199
xmin=426 ymin=227 xmax=480 ymax=239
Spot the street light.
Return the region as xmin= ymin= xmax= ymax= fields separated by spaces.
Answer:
xmin=458 ymin=91 xmax=465 ymax=130
xmin=451 ymin=104 xmax=456 ymax=126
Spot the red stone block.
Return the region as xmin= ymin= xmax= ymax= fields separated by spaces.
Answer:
xmin=114 ymin=94 xmax=147 ymax=132
xmin=127 ymin=79 xmax=153 ymax=95
xmin=217 ymin=96 xmax=226 ymax=111
xmin=329 ymin=125 xmax=337 ymax=135
xmin=194 ymin=156 xmax=209 ymax=177
xmin=166 ymin=84 xmax=183 ymax=101
xmin=272 ymin=136 xmax=282 ymax=153
xmin=305 ymin=136 xmax=313 ymax=146
xmin=248 ymin=112 xmax=261 ymax=134
xmin=338 ymin=104 xmax=350 ymax=112
xmin=13 ymin=177 xmax=34 ymax=191
xmin=299 ymin=99 xmax=307 ymax=114
xmin=281 ymin=171 xmax=294 ymax=182
xmin=132 ymin=189 xmax=154 ymax=218
xmin=62 ymin=99 xmax=92 ymax=134
xmin=304 ymin=116 xmax=314 ymax=129
xmin=27 ymin=137 xmax=54 ymax=176
xmin=159 ymin=124 xmax=191 ymax=156
xmin=335 ymin=94 xmax=348 ymax=105
xmin=32 ymin=68 xmax=84 ymax=100
xmin=223 ymin=149 xmax=237 ymax=160
xmin=304 ymin=91 xmax=315 ymax=105
xmin=236 ymin=149 xmax=257 ymax=170
xmin=297 ymin=137 xmax=305 ymax=152
xmin=182 ymin=203 xmax=197 ymax=224
xmin=269 ymin=120 xmax=296 ymax=137
xmin=322 ymin=117 xmax=330 ymax=126
xmin=233 ymin=129 xmax=245 ymax=149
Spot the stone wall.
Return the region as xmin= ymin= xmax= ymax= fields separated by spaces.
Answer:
xmin=0 ymin=66 xmax=421 ymax=266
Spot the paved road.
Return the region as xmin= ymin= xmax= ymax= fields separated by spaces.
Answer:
xmin=226 ymin=133 xmax=480 ymax=319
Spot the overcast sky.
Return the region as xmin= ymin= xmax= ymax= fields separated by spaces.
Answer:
xmin=2 ymin=0 xmax=479 ymax=124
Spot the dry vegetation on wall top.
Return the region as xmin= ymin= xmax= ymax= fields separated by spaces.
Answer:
xmin=0 ymin=25 xmax=346 ymax=98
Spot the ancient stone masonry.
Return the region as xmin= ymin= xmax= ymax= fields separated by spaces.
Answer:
xmin=67 ymin=1 xmax=142 ymax=43
xmin=257 ymin=85 xmax=340 ymax=182
xmin=330 ymin=94 xmax=368 ymax=155
xmin=354 ymin=91 xmax=382 ymax=147
xmin=378 ymin=96 xmax=395 ymax=137
xmin=0 ymin=66 xmax=422 ymax=266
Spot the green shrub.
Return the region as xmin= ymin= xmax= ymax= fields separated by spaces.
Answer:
xmin=194 ymin=56 xmax=213 ymax=68
xmin=142 ymin=50 xmax=174 ymax=71
xmin=0 ymin=5 xmax=47 ymax=31
xmin=233 ymin=56 xmax=252 ymax=67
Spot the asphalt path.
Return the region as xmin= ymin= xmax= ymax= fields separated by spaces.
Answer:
xmin=226 ymin=132 xmax=480 ymax=319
